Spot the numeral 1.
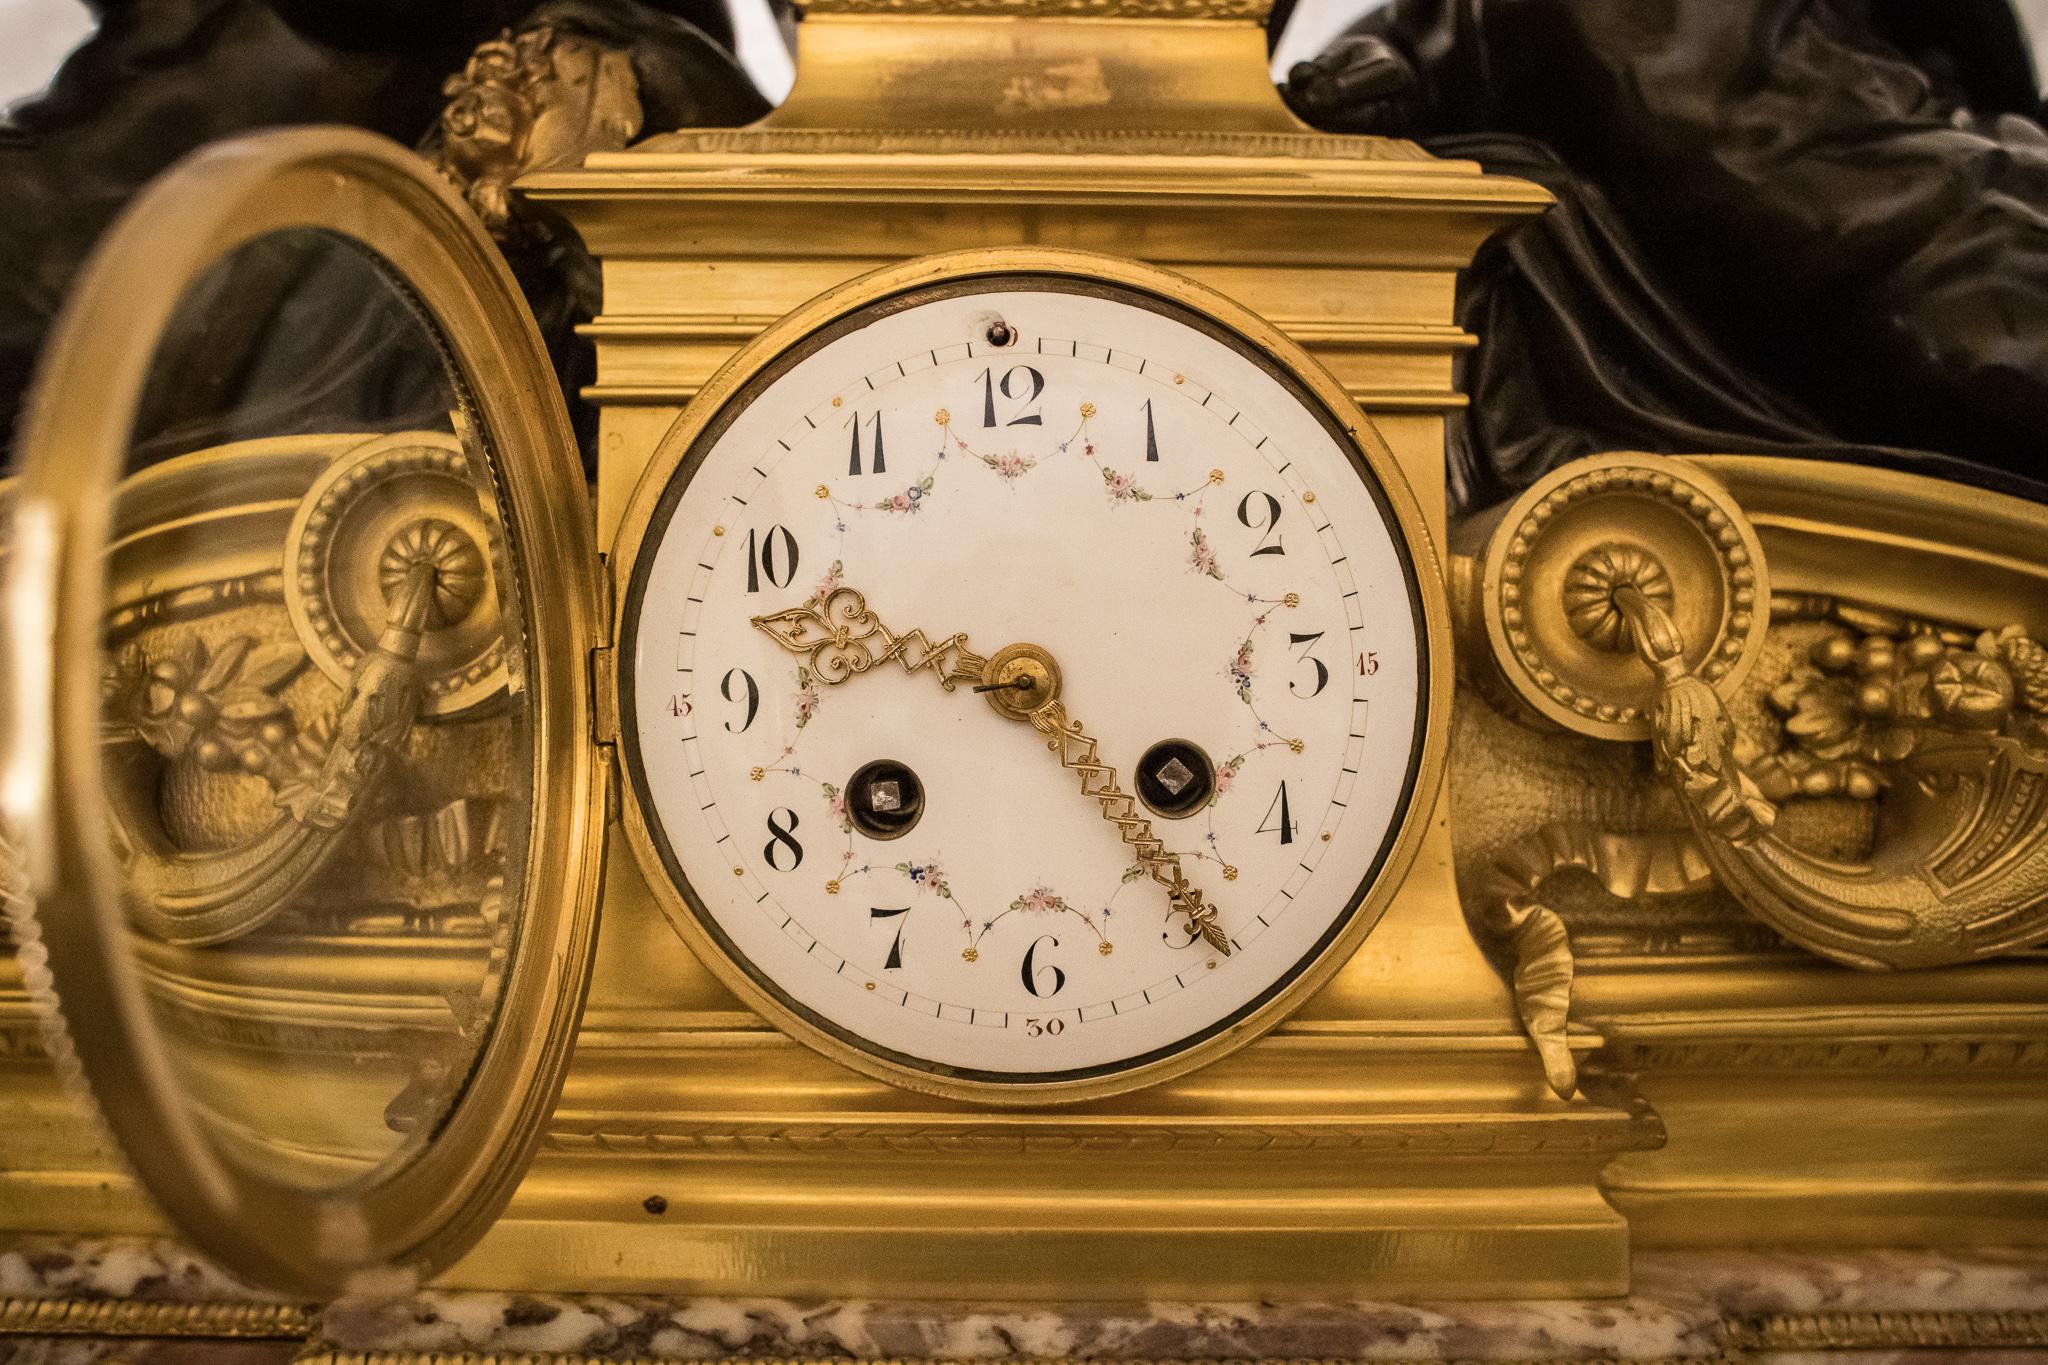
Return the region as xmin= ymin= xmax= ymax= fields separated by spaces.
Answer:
xmin=1142 ymin=399 xmax=1160 ymax=462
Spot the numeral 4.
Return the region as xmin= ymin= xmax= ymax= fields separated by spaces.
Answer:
xmin=1257 ymin=781 xmax=1298 ymax=844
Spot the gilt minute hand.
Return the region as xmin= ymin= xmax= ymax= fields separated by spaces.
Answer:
xmin=750 ymin=586 xmax=1232 ymax=957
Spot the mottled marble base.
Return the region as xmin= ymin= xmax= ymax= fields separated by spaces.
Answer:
xmin=1 ymin=1240 xmax=2045 ymax=1363
xmin=305 ymin=1250 xmax=2048 ymax=1361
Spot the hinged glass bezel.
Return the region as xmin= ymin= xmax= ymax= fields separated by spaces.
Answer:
xmin=5 ymin=127 xmax=609 ymax=1297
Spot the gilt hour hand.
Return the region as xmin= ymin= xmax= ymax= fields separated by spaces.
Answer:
xmin=750 ymin=586 xmax=1231 ymax=956
xmin=749 ymin=587 xmax=990 ymax=690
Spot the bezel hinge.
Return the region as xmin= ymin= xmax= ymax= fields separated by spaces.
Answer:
xmin=590 ymin=553 xmax=619 ymax=750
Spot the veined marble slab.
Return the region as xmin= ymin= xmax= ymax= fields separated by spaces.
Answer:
xmin=1 ymin=1239 xmax=2044 ymax=1361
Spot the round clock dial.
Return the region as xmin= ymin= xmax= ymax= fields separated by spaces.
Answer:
xmin=617 ymin=258 xmax=1438 ymax=1099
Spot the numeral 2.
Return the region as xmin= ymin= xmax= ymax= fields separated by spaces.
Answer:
xmin=1237 ymin=492 xmax=1285 ymax=556
xmin=979 ymin=365 xmax=1044 ymax=426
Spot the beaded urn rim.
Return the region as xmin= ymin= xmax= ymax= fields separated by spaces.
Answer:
xmin=1480 ymin=456 xmax=1770 ymax=741
xmin=283 ymin=432 xmax=511 ymax=718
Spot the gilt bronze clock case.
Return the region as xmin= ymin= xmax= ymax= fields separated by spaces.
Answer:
xmin=606 ymin=248 xmax=1452 ymax=1105
xmin=5 ymin=126 xmax=1454 ymax=1292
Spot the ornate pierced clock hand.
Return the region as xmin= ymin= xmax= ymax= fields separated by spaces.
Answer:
xmin=750 ymin=586 xmax=990 ymax=689
xmin=751 ymin=586 xmax=1232 ymax=956
xmin=1010 ymin=688 xmax=1233 ymax=958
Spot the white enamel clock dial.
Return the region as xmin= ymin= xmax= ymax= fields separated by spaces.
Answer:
xmin=618 ymin=262 xmax=1435 ymax=1098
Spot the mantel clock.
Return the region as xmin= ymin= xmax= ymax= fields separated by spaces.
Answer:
xmin=0 ymin=0 xmax=1674 ymax=1304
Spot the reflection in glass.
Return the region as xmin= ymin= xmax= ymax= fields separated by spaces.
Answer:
xmin=97 ymin=229 xmax=531 ymax=1191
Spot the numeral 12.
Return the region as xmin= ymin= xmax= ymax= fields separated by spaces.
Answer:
xmin=978 ymin=365 xmax=1045 ymax=426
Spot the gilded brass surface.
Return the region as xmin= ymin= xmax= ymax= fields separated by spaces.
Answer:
xmin=1458 ymin=453 xmax=2048 ymax=1101
xmin=435 ymin=24 xmax=642 ymax=238
xmin=284 ymin=431 xmax=511 ymax=719
xmin=477 ymin=1 xmax=1599 ymax=1295
xmin=748 ymin=586 xmax=990 ymax=692
xmin=975 ymin=642 xmax=1061 ymax=718
xmin=1623 ymin=559 xmax=2048 ymax=970
xmin=0 ymin=1297 xmax=314 ymax=1340
xmin=1020 ymin=695 xmax=1233 ymax=955
xmin=1450 ymin=453 xmax=2048 ymax=1243
xmin=1465 ymin=456 xmax=1769 ymax=743
xmin=764 ymin=0 xmax=1296 ymax=137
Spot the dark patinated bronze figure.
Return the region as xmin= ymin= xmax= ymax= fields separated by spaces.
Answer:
xmin=1280 ymin=0 xmax=2048 ymax=508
